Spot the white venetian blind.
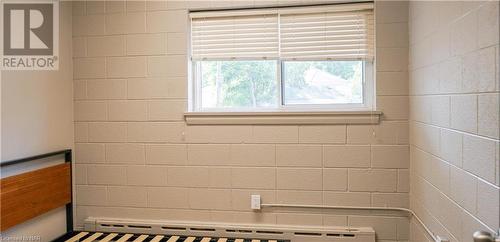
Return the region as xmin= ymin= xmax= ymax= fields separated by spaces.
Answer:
xmin=280 ymin=10 xmax=374 ymax=60
xmin=191 ymin=14 xmax=279 ymax=60
xmin=190 ymin=3 xmax=374 ymax=61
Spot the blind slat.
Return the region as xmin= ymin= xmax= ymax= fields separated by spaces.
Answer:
xmin=282 ymin=41 xmax=374 ymax=48
xmin=280 ymin=33 xmax=373 ymax=41
xmin=192 ymin=28 xmax=280 ymax=36
xmin=193 ymin=37 xmax=278 ymax=45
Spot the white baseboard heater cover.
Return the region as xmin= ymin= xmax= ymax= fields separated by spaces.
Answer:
xmin=84 ymin=217 xmax=375 ymax=242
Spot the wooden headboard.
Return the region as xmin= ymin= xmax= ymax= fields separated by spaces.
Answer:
xmin=0 ymin=150 xmax=73 ymax=232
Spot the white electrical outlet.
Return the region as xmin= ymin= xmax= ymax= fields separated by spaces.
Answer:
xmin=251 ymin=195 xmax=261 ymax=210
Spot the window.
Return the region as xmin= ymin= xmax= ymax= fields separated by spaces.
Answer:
xmin=198 ymin=60 xmax=278 ymax=109
xmin=190 ymin=3 xmax=374 ymax=112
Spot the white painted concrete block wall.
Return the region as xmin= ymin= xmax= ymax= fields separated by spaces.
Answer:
xmin=72 ymin=1 xmax=410 ymax=241
xmin=408 ymin=1 xmax=499 ymax=241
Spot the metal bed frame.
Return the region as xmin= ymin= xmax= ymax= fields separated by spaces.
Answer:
xmin=0 ymin=150 xmax=289 ymax=242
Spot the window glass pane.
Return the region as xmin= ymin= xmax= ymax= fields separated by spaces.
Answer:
xmin=282 ymin=61 xmax=364 ymax=105
xmin=200 ymin=60 xmax=278 ymax=109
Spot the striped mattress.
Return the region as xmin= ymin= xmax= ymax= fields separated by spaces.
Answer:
xmin=56 ymin=231 xmax=290 ymax=242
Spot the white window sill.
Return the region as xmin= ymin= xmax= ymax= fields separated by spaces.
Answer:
xmin=184 ymin=111 xmax=383 ymax=125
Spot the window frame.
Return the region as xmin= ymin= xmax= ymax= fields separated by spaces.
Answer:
xmin=190 ymin=59 xmax=374 ymax=112
xmin=188 ymin=3 xmax=376 ymax=113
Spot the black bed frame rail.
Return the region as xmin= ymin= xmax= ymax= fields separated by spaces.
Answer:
xmin=1 ymin=149 xmax=73 ymax=232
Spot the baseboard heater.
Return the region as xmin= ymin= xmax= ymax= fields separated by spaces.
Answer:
xmin=84 ymin=217 xmax=375 ymax=242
